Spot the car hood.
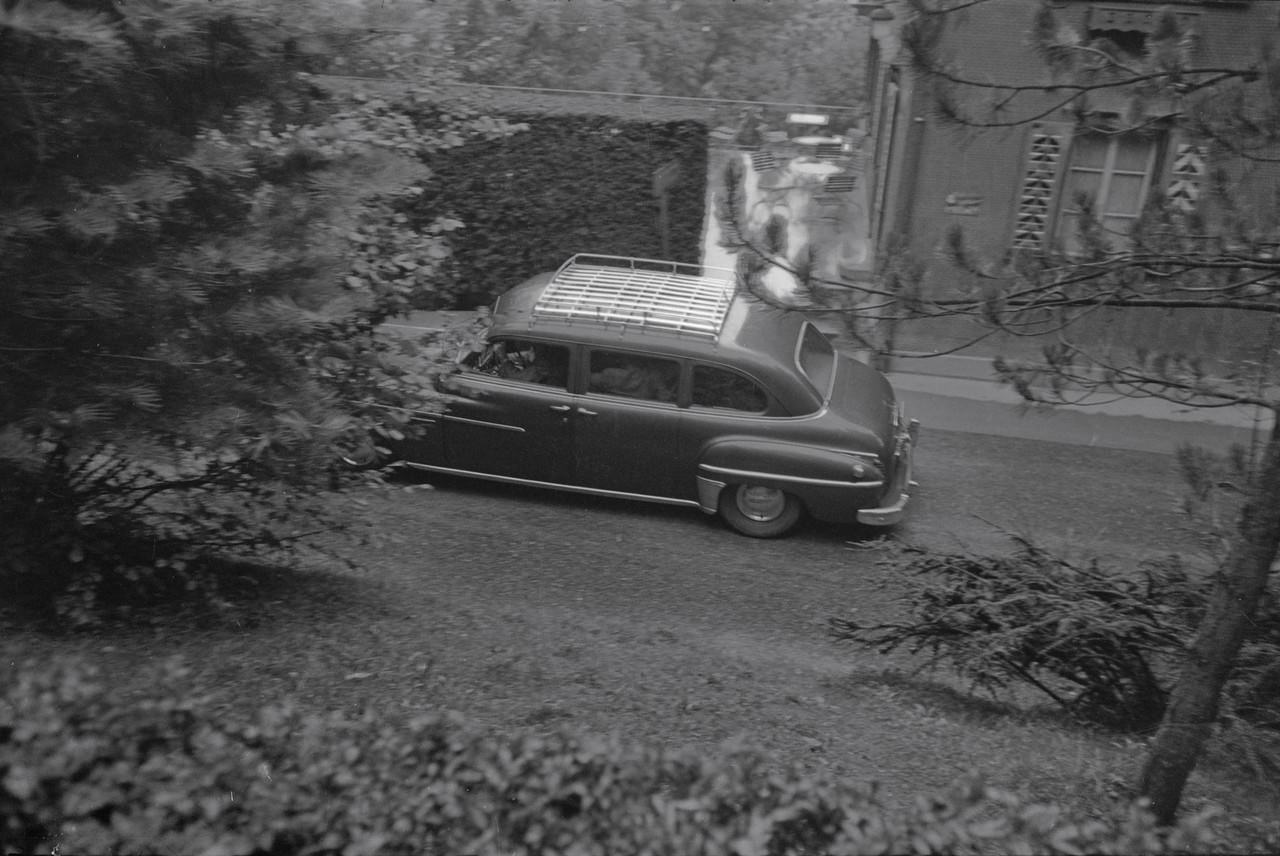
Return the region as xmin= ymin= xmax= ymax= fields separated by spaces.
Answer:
xmin=829 ymin=355 xmax=898 ymax=448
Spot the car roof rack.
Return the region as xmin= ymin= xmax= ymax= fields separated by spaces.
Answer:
xmin=534 ymin=254 xmax=737 ymax=340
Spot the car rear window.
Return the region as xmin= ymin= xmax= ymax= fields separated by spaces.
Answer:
xmin=796 ymin=323 xmax=835 ymax=400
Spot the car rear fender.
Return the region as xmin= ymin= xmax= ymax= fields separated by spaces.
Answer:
xmin=694 ymin=438 xmax=883 ymax=514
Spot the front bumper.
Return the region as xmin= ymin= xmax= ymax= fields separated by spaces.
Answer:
xmin=856 ymin=416 xmax=919 ymax=526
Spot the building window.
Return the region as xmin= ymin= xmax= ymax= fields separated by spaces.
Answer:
xmin=1055 ymin=132 xmax=1161 ymax=253
xmin=1086 ymin=4 xmax=1201 ymax=60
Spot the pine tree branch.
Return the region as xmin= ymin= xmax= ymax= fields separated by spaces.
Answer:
xmin=931 ymin=293 xmax=1280 ymax=315
xmin=914 ymin=0 xmax=1003 ymax=15
xmin=1001 ymin=333 xmax=1277 ymax=410
xmin=1191 ymin=122 xmax=1280 ymax=164
xmin=96 ymin=352 xmax=228 ymax=366
xmin=890 ymin=327 xmax=1003 ymax=359
xmin=1022 ymin=358 xmax=1276 ymax=411
xmin=723 ymin=191 xmax=1280 ymax=319
xmin=919 ymin=62 xmax=1252 ymax=99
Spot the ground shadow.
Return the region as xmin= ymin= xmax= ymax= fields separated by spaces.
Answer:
xmin=827 ymin=666 xmax=1083 ymax=731
xmin=0 ymin=556 xmax=388 ymax=635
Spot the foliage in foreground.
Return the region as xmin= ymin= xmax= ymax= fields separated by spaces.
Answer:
xmin=0 ymin=658 xmax=1217 ymax=856
xmin=830 ymin=536 xmax=1280 ymax=742
xmin=0 ymin=0 xmax=521 ymax=620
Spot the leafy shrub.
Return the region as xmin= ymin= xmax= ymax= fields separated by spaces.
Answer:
xmin=1 ymin=656 xmax=1218 ymax=856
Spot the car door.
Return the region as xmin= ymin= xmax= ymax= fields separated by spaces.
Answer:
xmin=572 ymin=348 xmax=684 ymax=499
xmin=679 ymin=361 xmax=779 ymax=476
xmin=441 ymin=337 xmax=576 ymax=484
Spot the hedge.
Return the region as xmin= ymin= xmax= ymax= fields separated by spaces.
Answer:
xmin=2 ymin=657 xmax=1215 ymax=855
xmin=413 ymin=114 xmax=708 ymax=308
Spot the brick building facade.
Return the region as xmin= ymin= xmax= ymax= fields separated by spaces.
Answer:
xmin=866 ymin=0 xmax=1280 ymax=362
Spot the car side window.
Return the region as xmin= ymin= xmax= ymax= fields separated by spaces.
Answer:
xmin=691 ymin=365 xmax=769 ymax=413
xmin=588 ymin=350 xmax=679 ymax=403
xmin=468 ymin=338 xmax=570 ymax=389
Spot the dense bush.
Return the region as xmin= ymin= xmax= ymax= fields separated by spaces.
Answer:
xmin=412 ymin=114 xmax=708 ymax=307
xmin=1 ymin=657 xmax=1217 ymax=856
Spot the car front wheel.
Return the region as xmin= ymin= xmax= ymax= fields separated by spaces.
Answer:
xmin=718 ymin=483 xmax=803 ymax=538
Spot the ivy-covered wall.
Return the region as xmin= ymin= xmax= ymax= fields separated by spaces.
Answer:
xmin=414 ymin=114 xmax=708 ymax=308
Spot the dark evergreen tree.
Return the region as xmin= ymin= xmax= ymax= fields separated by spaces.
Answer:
xmin=0 ymin=0 xmax=517 ymax=618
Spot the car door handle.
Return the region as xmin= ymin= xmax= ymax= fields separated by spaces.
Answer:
xmin=548 ymin=404 xmax=572 ymax=412
xmin=577 ymin=407 xmax=598 ymax=417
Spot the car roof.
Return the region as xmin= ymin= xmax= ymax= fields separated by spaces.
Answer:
xmin=487 ymin=255 xmax=823 ymax=412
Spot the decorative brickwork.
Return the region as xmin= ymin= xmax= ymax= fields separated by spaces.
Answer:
xmin=1012 ymin=127 xmax=1066 ymax=249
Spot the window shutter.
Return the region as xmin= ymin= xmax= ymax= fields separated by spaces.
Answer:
xmin=1165 ymin=132 xmax=1207 ymax=213
xmin=1011 ymin=121 xmax=1073 ymax=250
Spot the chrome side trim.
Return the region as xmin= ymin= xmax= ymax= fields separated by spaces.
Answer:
xmin=362 ymin=401 xmax=441 ymax=421
xmin=440 ymin=414 xmax=525 ymax=433
xmin=399 ymin=462 xmax=702 ymax=509
xmin=695 ymin=476 xmax=727 ymax=514
xmin=906 ymin=417 xmax=920 ymax=487
xmin=698 ymin=463 xmax=881 ymax=490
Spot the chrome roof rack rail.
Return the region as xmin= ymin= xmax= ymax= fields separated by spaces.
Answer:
xmin=534 ymin=254 xmax=737 ymax=340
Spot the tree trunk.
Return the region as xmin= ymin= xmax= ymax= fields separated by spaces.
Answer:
xmin=1136 ymin=418 xmax=1280 ymax=824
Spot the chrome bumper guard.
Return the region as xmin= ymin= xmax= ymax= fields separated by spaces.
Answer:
xmin=857 ymin=417 xmax=919 ymax=526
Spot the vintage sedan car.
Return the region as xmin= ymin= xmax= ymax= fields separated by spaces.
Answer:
xmin=375 ymin=254 xmax=918 ymax=538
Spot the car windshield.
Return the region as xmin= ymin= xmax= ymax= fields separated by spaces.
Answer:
xmin=796 ymin=323 xmax=836 ymax=401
